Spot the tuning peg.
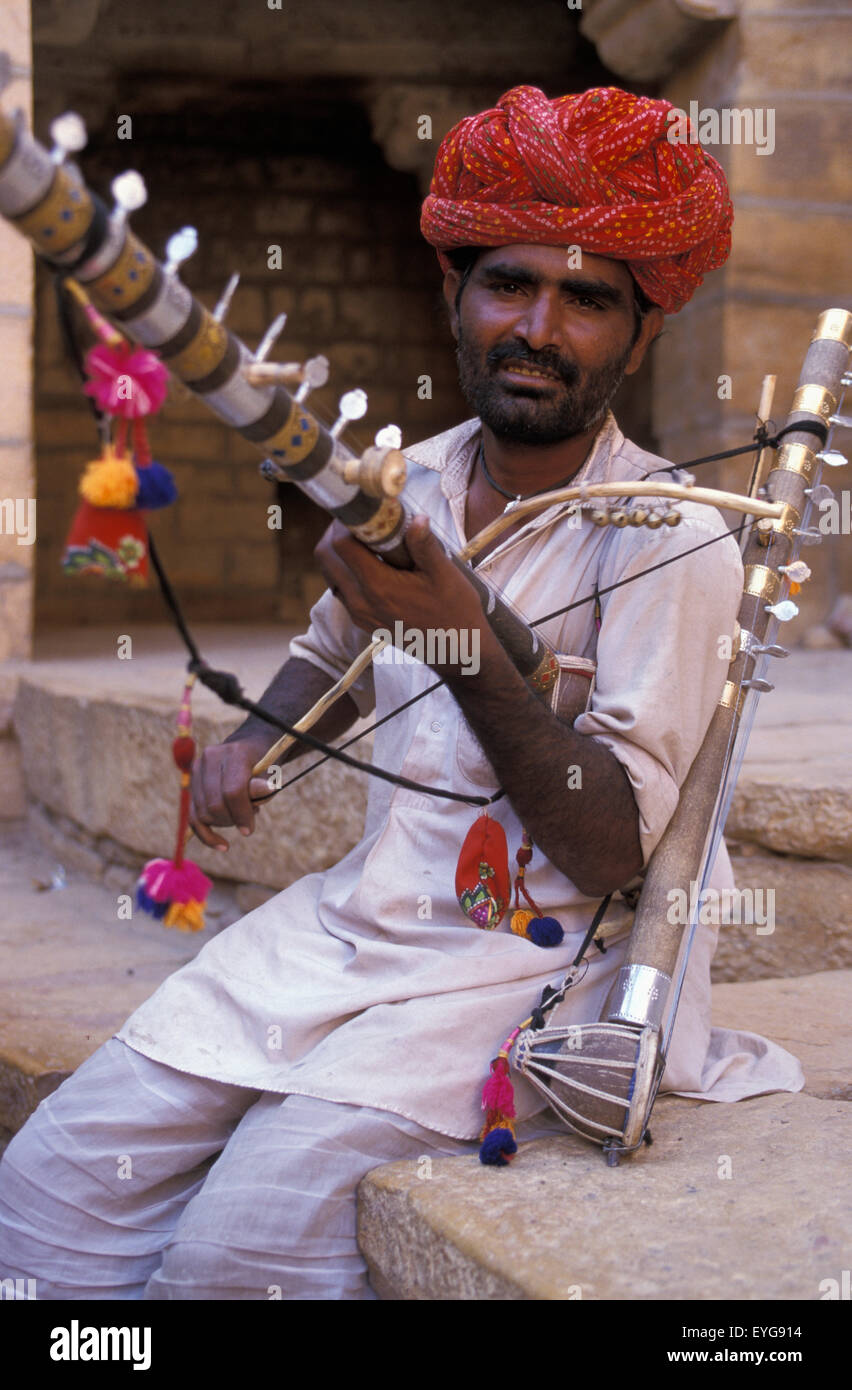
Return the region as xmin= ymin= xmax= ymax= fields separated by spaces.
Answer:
xmin=212 ymin=272 xmax=240 ymax=324
xmin=330 ymin=388 xmax=368 ymax=439
xmin=754 ymin=644 xmax=789 ymax=658
xmin=374 ymin=424 xmax=402 ymax=450
xmin=295 ymin=355 xmax=329 ymax=403
xmin=49 ymin=111 xmax=87 ymax=164
xmin=259 ymin=458 xmax=287 ymax=483
xmin=791 ymin=527 xmax=823 ymax=545
xmin=778 ymin=560 xmax=811 ymax=583
xmin=254 ymin=312 xmax=288 ymax=364
xmin=829 ymin=415 xmax=852 ymax=430
xmin=805 ymin=484 xmax=834 ymax=505
xmin=817 ymin=450 xmax=847 ymax=468
xmin=164 ymin=226 xmax=198 ymax=277
xmin=110 ymin=171 xmax=147 ymax=225
xmin=742 ymin=678 xmax=775 ymax=693
xmin=765 ymin=600 xmax=799 ymax=622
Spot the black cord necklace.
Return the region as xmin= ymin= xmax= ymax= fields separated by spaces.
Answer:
xmin=478 ymin=440 xmax=582 ymax=510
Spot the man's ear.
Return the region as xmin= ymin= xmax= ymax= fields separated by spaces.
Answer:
xmin=442 ymin=269 xmax=462 ymax=341
xmin=624 ymin=305 xmax=665 ymax=376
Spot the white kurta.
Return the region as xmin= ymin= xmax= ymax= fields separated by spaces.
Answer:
xmin=117 ymin=413 xmax=803 ymax=1139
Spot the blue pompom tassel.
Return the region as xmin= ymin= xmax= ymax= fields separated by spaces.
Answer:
xmin=136 ymin=883 xmax=169 ymax=919
xmin=527 ymin=915 xmax=564 ymax=947
xmin=479 ymin=1127 xmax=518 ymax=1166
xmin=135 ymin=461 xmax=178 ymax=510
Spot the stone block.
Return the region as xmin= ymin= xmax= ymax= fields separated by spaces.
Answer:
xmin=726 ymin=98 xmax=852 ymax=204
xmin=253 ymin=196 xmax=314 ymax=237
xmin=358 ymin=1091 xmax=850 ymax=1300
xmin=727 ymin=207 xmax=850 ymax=299
xmin=0 ymin=737 xmax=25 ymax=819
xmin=711 ymin=969 xmax=852 ymax=1103
xmin=297 ymin=288 xmax=338 ymax=335
xmin=327 ymin=341 xmax=382 ymax=381
xmin=151 ymin=420 xmax=230 ymax=464
xmin=712 ymin=850 xmax=852 ymax=982
xmin=227 ymin=540 xmax=279 ymax=589
xmin=738 ymin=14 xmax=850 ymax=93
xmin=0 ymin=315 xmax=33 ymax=441
xmin=12 ymin=658 xmax=368 ymax=891
xmin=0 ymin=571 xmax=32 ymax=661
xmin=0 ymin=232 xmax=33 ymax=309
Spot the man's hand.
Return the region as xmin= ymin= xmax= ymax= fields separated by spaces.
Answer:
xmin=314 ymin=516 xmax=485 ymax=668
xmin=190 ymin=735 xmax=274 ymax=851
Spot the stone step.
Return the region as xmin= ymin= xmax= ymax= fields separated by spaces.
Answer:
xmin=0 ymin=821 xmax=207 ymax=1144
xmin=4 ymin=633 xmax=851 ymax=882
xmin=359 ymin=1091 xmax=850 ymax=1301
xmin=358 ymin=969 xmax=852 ymax=1301
xmin=5 ymin=623 xmax=371 ymax=893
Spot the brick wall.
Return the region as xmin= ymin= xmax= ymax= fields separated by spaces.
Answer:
xmin=32 ymin=87 xmax=656 ymax=631
xmin=32 ymin=95 xmax=472 ymax=628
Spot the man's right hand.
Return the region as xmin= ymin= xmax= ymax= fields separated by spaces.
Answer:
xmin=190 ymin=737 xmax=274 ymax=851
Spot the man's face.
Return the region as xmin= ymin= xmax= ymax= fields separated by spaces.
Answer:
xmin=444 ymin=245 xmax=662 ymax=445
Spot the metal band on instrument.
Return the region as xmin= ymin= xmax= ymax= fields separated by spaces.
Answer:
xmin=812 ymin=309 xmax=852 ymax=349
xmin=606 ymin=965 xmax=671 ymax=1031
xmin=774 ymin=442 xmax=816 ymax=479
xmin=719 ymin=679 xmax=745 ymax=715
xmin=84 ymin=229 xmax=157 ymax=308
xmin=350 ymin=497 xmax=405 ymax=546
xmin=13 ymin=163 xmax=93 ymax=253
xmin=743 ymin=564 xmax=780 ymax=602
xmin=790 ymin=383 xmax=836 ymax=420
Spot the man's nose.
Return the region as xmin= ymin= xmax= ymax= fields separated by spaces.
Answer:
xmin=512 ymin=291 xmax=563 ymax=350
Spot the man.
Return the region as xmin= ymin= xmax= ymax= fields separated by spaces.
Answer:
xmin=0 ymin=85 xmax=802 ymax=1300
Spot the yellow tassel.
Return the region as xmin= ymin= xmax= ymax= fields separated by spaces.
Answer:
xmin=163 ymin=899 xmax=206 ymax=932
xmin=79 ymin=446 xmax=139 ymax=509
xmin=510 ymin=909 xmax=534 ymax=937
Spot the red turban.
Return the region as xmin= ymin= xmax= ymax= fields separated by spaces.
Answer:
xmin=420 ymin=85 xmax=733 ymax=315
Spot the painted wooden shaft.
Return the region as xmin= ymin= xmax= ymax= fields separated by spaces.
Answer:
xmin=0 ymin=102 xmax=558 ymax=698
xmin=618 ymin=313 xmax=852 ymax=987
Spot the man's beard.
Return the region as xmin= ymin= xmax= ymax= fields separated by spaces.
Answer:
xmin=455 ymin=330 xmax=632 ymax=445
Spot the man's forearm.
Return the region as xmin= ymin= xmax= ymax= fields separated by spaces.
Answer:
xmin=227 ymin=656 xmax=360 ymax=765
xmin=442 ymin=627 xmax=643 ymax=897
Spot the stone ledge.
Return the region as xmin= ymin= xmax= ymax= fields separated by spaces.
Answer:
xmin=713 ymin=850 xmax=852 ymax=982
xmin=8 ymin=624 xmax=370 ymax=890
xmin=358 ymin=1092 xmax=849 ymax=1301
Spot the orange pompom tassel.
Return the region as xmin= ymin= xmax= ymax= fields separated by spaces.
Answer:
xmin=78 ymin=445 xmax=139 ymax=509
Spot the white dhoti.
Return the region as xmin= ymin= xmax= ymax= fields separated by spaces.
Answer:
xmin=0 ymin=1038 xmax=565 ymax=1300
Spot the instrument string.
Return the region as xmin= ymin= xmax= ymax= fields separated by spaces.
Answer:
xmin=55 ymin=265 xmax=762 ymax=806
xmin=268 ymin=517 xmax=749 ymax=799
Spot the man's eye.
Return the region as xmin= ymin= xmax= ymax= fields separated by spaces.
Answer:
xmin=489 ymin=280 xmax=523 ymax=295
xmin=572 ymin=295 xmax=605 ymax=310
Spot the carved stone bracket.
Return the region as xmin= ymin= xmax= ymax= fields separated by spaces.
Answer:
xmin=364 ymin=83 xmax=495 ymax=196
xmin=33 ymin=0 xmax=104 ymax=48
xmin=580 ymin=0 xmax=738 ymax=83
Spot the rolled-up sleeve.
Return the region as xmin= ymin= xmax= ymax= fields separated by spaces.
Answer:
xmin=574 ymin=508 xmax=743 ymax=866
xmin=288 ymin=589 xmax=377 ymax=718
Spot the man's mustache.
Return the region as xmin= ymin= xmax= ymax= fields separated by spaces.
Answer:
xmin=485 ymin=342 xmax=580 ymax=386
